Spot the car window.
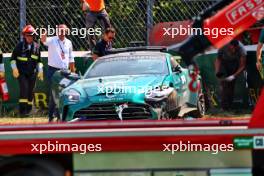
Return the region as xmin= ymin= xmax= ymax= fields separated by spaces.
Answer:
xmin=85 ymin=55 xmax=169 ymax=78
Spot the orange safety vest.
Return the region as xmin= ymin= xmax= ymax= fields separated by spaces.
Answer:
xmin=85 ymin=0 xmax=105 ymax=12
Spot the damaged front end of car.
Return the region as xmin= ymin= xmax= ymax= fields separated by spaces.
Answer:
xmin=145 ymin=86 xmax=178 ymax=119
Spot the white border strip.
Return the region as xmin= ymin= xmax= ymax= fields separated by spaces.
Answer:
xmin=3 ymin=51 xmax=91 ymax=58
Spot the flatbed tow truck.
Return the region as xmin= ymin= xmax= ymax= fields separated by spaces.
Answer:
xmin=0 ymin=0 xmax=263 ymax=175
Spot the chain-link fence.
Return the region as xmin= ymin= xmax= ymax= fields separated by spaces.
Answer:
xmin=0 ymin=0 xmax=218 ymax=53
xmin=0 ymin=1 xmax=20 ymax=53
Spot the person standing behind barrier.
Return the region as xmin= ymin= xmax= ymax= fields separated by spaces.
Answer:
xmin=215 ymin=40 xmax=246 ymax=111
xmin=256 ymin=29 xmax=264 ymax=77
xmin=81 ymin=0 xmax=111 ymax=50
xmin=92 ymin=28 xmax=115 ymax=61
xmin=41 ymin=24 xmax=75 ymax=122
xmin=11 ymin=25 xmax=43 ymax=117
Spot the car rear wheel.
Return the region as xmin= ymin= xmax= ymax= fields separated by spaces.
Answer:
xmin=0 ymin=157 xmax=65 ymax=176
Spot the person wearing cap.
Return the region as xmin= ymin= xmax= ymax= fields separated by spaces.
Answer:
xmin=40 ymin=24 xmax=75 ymax=122
xmin=215 ymin=40 xmax=246 ymax=110
xmin=256 ymin=29 xmax=264 ymax=74
xmin=11 ymin=25 xmax=43 ymax=117
xmin=81 ymin=0 xmax=111 ymax=50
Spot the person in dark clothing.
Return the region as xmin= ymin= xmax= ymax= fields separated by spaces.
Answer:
xmin=92 ymin=28 xmax=115 ymax=60
xmin=215 ymin=40 xmax=246 ymax=110
xmin=11 ymin=25 xmax=43 ymax=117
xmin=81 ymin=0 xmax=111 ymax=50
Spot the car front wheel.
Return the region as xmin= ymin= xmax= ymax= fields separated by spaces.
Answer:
xmin=191 ymin=89 xmax=206 ymax=118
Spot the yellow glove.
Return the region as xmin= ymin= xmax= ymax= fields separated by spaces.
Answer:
xmin=0 ymin=72 xmax=5 ymax=78
xmin=12 ymin=68 xmax=19 ymax=78
xmin=37 ymin=72 xmax=44 ymax=81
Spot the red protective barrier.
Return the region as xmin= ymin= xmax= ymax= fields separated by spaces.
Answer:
xmin=250 ymin=89 xmax=264 ymax=128
xmin=0 ymin=134 xmax=238 ymax=154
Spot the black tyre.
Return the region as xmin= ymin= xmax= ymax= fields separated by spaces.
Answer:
xmin=190 ymin=89 xmax=206 ymax=118
xmin=0 ymin=157 xmax=65 ymax=176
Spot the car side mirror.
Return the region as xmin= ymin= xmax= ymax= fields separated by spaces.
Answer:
xmin=60 ymin=70 xmax=81 ymax=81
xmin=60 ymin=70 xmax=71 ymax=77
xmin=72 ymin=75 xmax=81 ymax=80
xmin=68 ymin=73 xmax=81 ymax=81
xmin=172 ymin=65 xmax=182 ymax=73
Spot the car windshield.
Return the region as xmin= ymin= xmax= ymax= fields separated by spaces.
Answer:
xmin=85 ymin=54 xmax=169 ymax=78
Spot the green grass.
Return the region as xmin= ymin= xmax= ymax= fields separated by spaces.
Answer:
xmin=0 ymin=117 xmax=48 ymax=125
xmin=0 ymin=109 xmax=49 ymax=124
xmin=0 ymin=108 xmax=252 ymax=125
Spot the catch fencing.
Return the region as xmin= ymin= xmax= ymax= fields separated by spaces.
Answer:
xmin=0 ymin=0 xmax=218 ymax=52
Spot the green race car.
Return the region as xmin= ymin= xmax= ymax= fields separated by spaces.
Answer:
xmin=52 ymin=48 xmax=205 ymax=121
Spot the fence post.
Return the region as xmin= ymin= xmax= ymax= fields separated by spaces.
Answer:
xmin=19 ymin=0 xmax=26 ymax=41
xmin=146 ymin=0 xmax=154 ymax=46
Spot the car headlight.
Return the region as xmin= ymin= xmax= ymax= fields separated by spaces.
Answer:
xmin=64 ymin=89 xmax=81 ymax=102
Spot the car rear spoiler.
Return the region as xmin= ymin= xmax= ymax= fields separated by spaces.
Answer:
xmin=108 ymin=46 xmax=167 ymax=54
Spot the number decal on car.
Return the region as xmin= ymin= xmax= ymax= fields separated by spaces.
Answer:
xmin=180 ymin=75 xmax=186 ymax=84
